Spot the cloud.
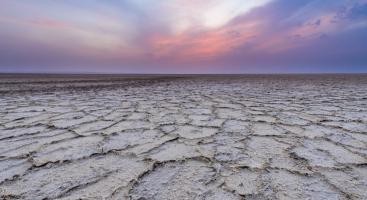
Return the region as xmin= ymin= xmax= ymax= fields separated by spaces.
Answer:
xmin=29 ymin=19 xmax=72 ymax=28
xmin=0 ymin=0 xmax=366 ymax=73
xmin=336 ymin=2 xmax=367 ymax=20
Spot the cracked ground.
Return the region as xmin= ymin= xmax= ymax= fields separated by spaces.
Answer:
xmin=0 ymin=75 xmax=366 ymax=200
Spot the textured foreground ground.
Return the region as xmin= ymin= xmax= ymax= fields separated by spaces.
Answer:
xmin=0 ymin=74 xmax=367 ymax=200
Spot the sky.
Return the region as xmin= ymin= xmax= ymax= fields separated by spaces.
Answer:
xmin=0 ymin=0 xmax=367 ymax=74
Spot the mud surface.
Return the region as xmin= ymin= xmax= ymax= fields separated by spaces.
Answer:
xmin=0 ymin=74 xmax=366 ymax=200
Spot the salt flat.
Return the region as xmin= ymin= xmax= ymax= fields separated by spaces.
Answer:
xmin=0 ymin=74 xmax=366 ymax=200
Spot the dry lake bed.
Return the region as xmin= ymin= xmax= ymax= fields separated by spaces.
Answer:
xmin=0 ymin=74 xmax=366 ymax=200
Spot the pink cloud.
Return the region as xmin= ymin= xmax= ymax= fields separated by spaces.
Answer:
xmin=149 ymin=21 xmax=259 ymax=62
xmin=30 ymin=18 xmax=72 ymax=29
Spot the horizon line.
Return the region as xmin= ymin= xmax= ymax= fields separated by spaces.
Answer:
xmin=1 ymin=72 xmax=367 ymax=76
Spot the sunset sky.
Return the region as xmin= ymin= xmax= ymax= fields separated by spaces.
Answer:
xmin=0 ymin=0 xmax=367 ymax=73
